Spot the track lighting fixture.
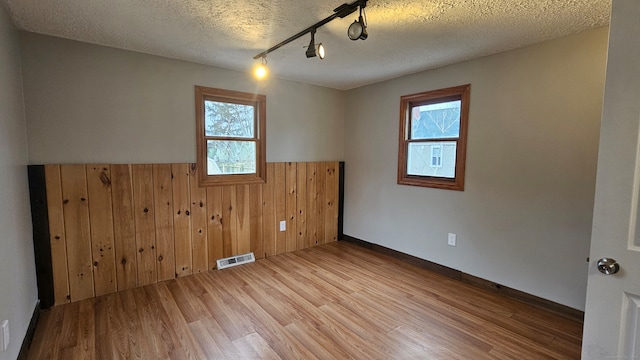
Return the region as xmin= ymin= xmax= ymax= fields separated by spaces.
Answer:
xmin=252 ymin=0 xmax=368 ymax=71
xmin=305 ymin=29 xmax=326 ymax=59
xmin=347 ymin=4 xmax=368 ymax=41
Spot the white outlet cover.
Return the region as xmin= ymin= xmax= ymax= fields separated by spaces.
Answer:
xmin=1 ymin=320 xmax=8 ymax=351
xmin=279 ymin=220 xmax=286 ymax=232
xmin=448 ymin=233 xmax=457 ymax=246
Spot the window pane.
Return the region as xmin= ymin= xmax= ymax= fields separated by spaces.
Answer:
xmin=411 ymin=100 xmax=461 ymax=139
xmin=407 ymin=141 xmax=457 ymax=178
xmin=207 ymin=140 xmax=256 ymax=175
xmin=205 ymin=100 xmax=254 ymax=138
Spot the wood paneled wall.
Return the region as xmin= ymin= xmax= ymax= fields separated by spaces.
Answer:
xmin=43 ymin=162 xmax=340 ymax=305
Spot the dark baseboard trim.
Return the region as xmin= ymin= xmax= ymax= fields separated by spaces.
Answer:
xmin=340 ymin=235 xmax=585 ymax=322
xmin=17 ymin=300 xmax=41 ymax=360
xmin=337 ymin=162 xmax=345 ymax=241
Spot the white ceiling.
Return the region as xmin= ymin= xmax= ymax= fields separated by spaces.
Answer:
xmin=2 ymin=0 xmax=611 ymax=90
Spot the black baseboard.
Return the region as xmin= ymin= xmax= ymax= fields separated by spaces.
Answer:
xmin=340 ymin=235 xmax=585 ymax=322
xmin=17 ymin=300 xmax=40 ymax=360
xmin=337 ymin=162 xmax=345 ymax=240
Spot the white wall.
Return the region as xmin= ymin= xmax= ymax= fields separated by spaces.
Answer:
xmin=344 ymin=27 xmax=609 ymax=310
xmin=20 ymin=33 xmax=345 ymax=164
xmin=0 ymin=5 xmax=37 ymax=360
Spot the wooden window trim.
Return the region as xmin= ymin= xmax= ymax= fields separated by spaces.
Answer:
xmin=196 ymin=86 xmax=266 ymax=186
xmin=397 ymin=84 xmax=470 ymax=191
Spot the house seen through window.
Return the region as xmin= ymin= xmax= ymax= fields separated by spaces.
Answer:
xmin=430 ymin=144 xmax=443 ymax=168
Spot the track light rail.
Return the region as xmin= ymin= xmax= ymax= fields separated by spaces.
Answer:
xmin=253 ymin=0 xmax=368 ymax=60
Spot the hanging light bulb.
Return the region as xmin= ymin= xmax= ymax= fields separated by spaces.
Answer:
xmin=253 ymin=56 xmax=268 ymax=80
xmin=317 ymin=43 xmax=325 ymax=59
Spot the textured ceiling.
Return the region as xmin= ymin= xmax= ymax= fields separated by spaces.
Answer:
xmin=2 ymin=0 xmax=610 ymax=90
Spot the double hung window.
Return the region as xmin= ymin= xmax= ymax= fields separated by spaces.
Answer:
xmin=195 ymin=86 xmax=266 ymax=186
xmin=397 ymin=84 xmax=470 ymax=190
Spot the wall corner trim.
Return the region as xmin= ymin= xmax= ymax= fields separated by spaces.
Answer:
xmin=27 ymin=165 xmax=55 ymax=309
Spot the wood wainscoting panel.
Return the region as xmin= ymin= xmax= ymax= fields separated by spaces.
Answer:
xmin=189 ymin=164 xmax=209 ymax=273
xmin=110 ymin=164 xmax=138 ymax=291
xmin=132 ymin=164 xmax=157 ymax=286
xmin=152 ymin=164 xmax=175 ymax=282
xmin=274 ymin=163 xmax=287 ymax=255
xmin=306 ymin=162 xmax=317 ymax=248
xmin=315 ymin=163 xmax=326 ymax=245
xmin=249 ymin=183 xmax=264 ymax=259
xmin=324 ymin=162 xmax=339 ymax=244
xmin=285 ymin=162 xmax=297 ymax=252
xmin=60 ymin=165 xmax=95 ymax=302
xmin=42 ymin=162 xmax=340 ymax=303
xmin=206 ymin=186 xmax=223 ymax=270
xmin=172 ymin=163 xmax=192 ymax=277
xmin=44 ymin=165 xmax=70 ymax=305
xmin=236 ymin=184 xmax=251 ymax=255
xmin=261 ymin=163 xmax=276 ymax=258
xmin=222 ymin=185 xmax=238 ymax=258
xmin=86 ymin=164 xmax=116 ymax=297
xmin=296 ymin=163 xmax=307 ymax=251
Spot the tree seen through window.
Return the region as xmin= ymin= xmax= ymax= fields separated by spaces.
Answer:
xmin=205 ymin=101 xmax=256 ymax=175
xmin=195 ymin=86 xmax=266 ymax=186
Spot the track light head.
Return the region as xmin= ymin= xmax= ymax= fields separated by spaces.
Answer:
xmin=348 ymin=4 xmax=368 ymax=41
xmin=305 ymin=42 xmax=316 ymax=58
xmin=348 ymin=14 xmax=367 ymax=40
xmin=305 ymin=30 xmax=325 ymax=59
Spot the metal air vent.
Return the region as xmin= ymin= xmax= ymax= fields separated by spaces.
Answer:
xmin=216 ymin=252 xmax=256 ymax=270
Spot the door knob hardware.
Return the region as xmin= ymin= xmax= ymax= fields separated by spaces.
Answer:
xmin=596 ymin=257 xmax=620 ymax=275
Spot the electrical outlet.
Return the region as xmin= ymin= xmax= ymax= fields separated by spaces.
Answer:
xmin=279 ymin=220 xmax=286 ymax=232
xmin=1 ymin=320 xmax=8 ymax=351
xmin=448 ymin=233 xmax=457 ymax=247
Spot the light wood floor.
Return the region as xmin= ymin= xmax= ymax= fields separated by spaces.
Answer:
xmin=27 ymin=242 xmax=582 ymax=359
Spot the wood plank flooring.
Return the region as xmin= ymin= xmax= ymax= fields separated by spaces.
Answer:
xmin=27 ymin=242 xmax=582 ymax=359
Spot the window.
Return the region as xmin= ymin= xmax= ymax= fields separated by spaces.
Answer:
xmin=398 ymin=84 xmax=470 ymax=190
xmin=430 ymin=145 xmax=442 ymax=167
xmin=196 ymin=86 xmax=266 ymax=186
